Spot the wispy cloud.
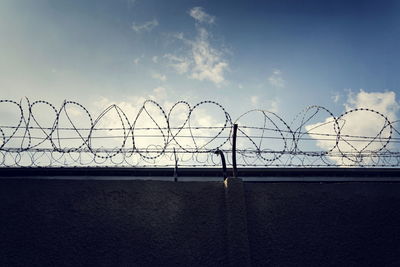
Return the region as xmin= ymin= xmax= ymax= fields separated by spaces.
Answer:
xmin=165 ymin=7 xmax=228 ymax=86
xmin=133 ymin=54 xmax=144 ymax=65
xmin=250 ymin=95 xmax=279 ymax=112
xmin=164 ymin=54 xmax=190 ymax=74
xmin=268 ymin=99 xmax=279 ymax=113
xmin=189 ymin=28 xmax=228 ymax=85
xmin=332 ymin=92 xmax=340 ymax=103
xmin=189 ymin=7 xmax=215 ymax=24
xmin=250 ymin=96 xmax=259 ymax=106
xmin=149 ymin=86 xmax=167 ymax=100
xmin=152 ymin=73 xmax=167 ymax=81
xmin=268 ymin=69 xmax=285 ymax=88
xmin=131 ymin=19 xmax=159 ymax=33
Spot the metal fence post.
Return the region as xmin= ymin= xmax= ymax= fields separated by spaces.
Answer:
xmin=173 ymin=148 xmax=178 ymax=182
xmin=232 ymin=124 xmax=238 ymax=178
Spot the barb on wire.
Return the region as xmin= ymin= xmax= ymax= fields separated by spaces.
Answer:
xmin=0 ymin=98 xmax=399 ymax=168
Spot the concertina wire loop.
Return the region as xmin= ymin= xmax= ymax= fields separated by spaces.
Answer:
xmin=0 ymin=98 xmax=398 ymax=167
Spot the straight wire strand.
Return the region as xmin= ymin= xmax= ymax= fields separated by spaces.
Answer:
xmin=2 ymin=125 xmax=399 ymax=140
xmin=0 ymin=99 xmax=399 ymax=167
xmin=3 ymin=134 xmax=400 ymax=142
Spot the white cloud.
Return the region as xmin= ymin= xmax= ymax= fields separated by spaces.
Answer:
xmin=268 ymin=69 xmax=285 ymax=88
xmin=91 ymin=89 xmax=231 ymax=164
xmin=152 ymin=56 xmax=158 ymax=63
xmin=149 ymin=86 xmax=167 ymax=100
xmin=133 ymin=55 xmax=144 ymax=65
xmin=332 ymin=93 xmax=340 ymax=103
xmin=189 ymin=7 xmax=215 ymax=24
xmin=189 ymin=28 xmax=228 ymax=85
xmin=131 ymin=19 xmax=159 ymax=33
xmin=268 ymin=99 xmax=279 ymax=113
xmin=306 ymin=90 xmax=399 ymax=166
xmin=250 ymin=96 xmax=259 ymax=106
xmin=152 ymin=73 xmax=167 ymax=81
xmin=345 ymin=90 xmax=398 ymax=120
xmin=165 ymin=9 xmax=228 ymax=86
xmin=92 ymin=87 xmax=170 ymax=152
xmin=164 ymin=54 xmax=190 ymax=74
xmin=250 ymin=96 xmax=278 ymax=112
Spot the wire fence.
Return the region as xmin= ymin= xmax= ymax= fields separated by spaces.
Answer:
xmin=0 ymin=98 xmax=399 ymax=168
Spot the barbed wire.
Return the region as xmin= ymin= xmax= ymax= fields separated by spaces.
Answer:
xmin=0 ymin=98 xmax=399 ymax=167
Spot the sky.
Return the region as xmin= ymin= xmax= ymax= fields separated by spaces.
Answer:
xmin=1 ymin=0 xmax=400 ymax=165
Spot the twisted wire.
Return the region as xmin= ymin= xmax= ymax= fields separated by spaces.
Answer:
xmin=0 ymin=98 xmax=399 ymax=167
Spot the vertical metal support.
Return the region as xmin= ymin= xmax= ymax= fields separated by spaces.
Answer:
xmin=173 ymin=148 xmax=178 ymax=182
xmin=232 ymin=124 xmax=238 ymax=178
xmin=214 ymin=149 xmax=228 ymax=180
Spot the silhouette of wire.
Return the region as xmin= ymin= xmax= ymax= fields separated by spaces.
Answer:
xmin=0 ymin=98 xmax=399 ymax=167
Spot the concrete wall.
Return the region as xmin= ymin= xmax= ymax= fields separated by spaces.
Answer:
xmin=1 ymin=178 xmax=400 ymax=266
xmin=0 ymin=179 xmax=227 ymax=267
xmin=244 ymin=182 xmax=400 ymax=267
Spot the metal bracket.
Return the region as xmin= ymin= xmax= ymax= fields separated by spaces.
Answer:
xmin=214 ymin=149 xmax=228 ymax=181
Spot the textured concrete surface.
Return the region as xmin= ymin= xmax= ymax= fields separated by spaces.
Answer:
xmin=224 ymin=178 xmax=251 ymax=267
xmin=0 ymin=179 xmax=227 ymax=267
xmin=2 ymin=178 xmax=400 ymax=266
xmin=245 ymin=182 xmax=400 ymax=267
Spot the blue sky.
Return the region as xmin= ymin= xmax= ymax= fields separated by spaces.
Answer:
xmin=1 ymin=0 xmax=400 ymax=166
xmin=1 ymin=0 xmax=400 ymax=119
